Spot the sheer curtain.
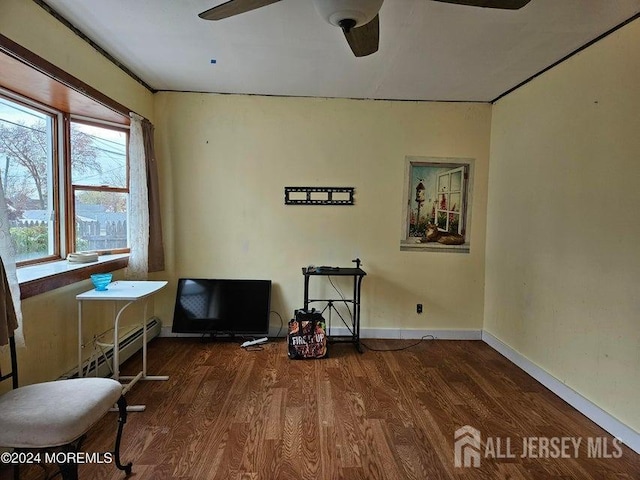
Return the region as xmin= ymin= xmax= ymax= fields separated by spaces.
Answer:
xmin=0 ymin=178 xmax=23 ymax=346
xmin=127 ymin=114 xmax=165 ymax=278
xmin=127 ymin=113 xmax=149 ymax=279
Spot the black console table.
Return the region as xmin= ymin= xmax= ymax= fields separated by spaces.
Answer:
xmin=302 ymin=262 xmax=366 ymax=353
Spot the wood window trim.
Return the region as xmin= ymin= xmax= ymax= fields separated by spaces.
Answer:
xmin=19 ymin=255 xmax=129 ymax=300
xmin=0 ymin=33 xmax=130 ymax=125
xmin=0 ymin=35 xmax=135 ymax=297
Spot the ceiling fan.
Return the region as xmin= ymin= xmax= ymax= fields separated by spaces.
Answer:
xmin=198 ymin=0 xmax=532 ymax=57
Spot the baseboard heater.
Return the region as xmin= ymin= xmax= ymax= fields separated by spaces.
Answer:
xmin=60 ymin=317 xmax=162 ymax=379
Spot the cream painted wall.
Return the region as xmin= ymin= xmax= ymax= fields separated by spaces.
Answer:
xmin=154 ymin=93 xmax=491 ymax=333
xmin=485 ymin=19 xmax=640 ymax=431
xmin=0 ymin=0 xmax=156 ymax=386
xmin=0 ymin=0 xmax=154 ymax=120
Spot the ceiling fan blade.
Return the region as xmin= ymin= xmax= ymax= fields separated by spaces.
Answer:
xmin=343 ymin=14 xmax=380 ymax=58
xmin=198 ymin=0 xmax=282 ymax=20
xmin=430 ymin=0 xmax=531 ymax=9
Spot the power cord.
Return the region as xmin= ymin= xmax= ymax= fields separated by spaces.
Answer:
xmin=240 ymin=311 xmax=284 ymax=351
xmin=270 ymin=310 xmax=285 ymax=338
xmin=278 ymin=274 xmax=432 ymax=352
xmin=360 ymin=335 xmax=435 ymax=352
xmin=327 ymin=276 xmax=435 ymax=351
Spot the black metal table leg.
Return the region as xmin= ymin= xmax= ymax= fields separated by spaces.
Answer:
xmin=114 ymin=396 xmax=133 ymax=475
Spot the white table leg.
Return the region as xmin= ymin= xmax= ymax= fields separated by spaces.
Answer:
xmin=112 ymin=300 xmax=134 ymax=381
xmin=143 ymin=300 xmax=148 ymax=376
xmin=76 ymin=280 xmax=169 ymax=413
xmin=78 ymin=301 xmax=83 ymax=378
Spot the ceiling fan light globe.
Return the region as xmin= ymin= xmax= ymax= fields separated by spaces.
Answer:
xmin=312 ymin=0 xmax=384 ymax=28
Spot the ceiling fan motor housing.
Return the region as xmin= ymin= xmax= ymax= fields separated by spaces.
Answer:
xmin=312 ymin=0 xmax=384 ymax=28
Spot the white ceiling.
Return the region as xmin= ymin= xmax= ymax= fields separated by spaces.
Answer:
xmin=43 ymin=0 xmax=640 ymax=102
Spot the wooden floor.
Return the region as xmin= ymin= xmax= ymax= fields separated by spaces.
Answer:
xmin=2 ymin=338 xmax=638 ymax=479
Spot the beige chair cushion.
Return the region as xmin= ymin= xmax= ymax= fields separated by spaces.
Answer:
xmin=0 ymin=378 xmax=123 ymax=448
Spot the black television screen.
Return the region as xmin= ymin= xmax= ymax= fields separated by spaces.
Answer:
xmin=172 ymin=279 xmax=271 ymax=336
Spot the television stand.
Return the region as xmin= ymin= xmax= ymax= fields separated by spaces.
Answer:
xmin=302 ymin=260 xmax=366 ymax=353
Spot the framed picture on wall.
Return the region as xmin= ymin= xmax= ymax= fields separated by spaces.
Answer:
xmin=400 ymin=156 xmax=474 ymax=253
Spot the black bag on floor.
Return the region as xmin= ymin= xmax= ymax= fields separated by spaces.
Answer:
xmin=287 ymin=309 xmax=328 ymax=359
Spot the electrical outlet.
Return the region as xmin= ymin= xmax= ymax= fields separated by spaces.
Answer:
xmin=417 ymin=303 xmax=423 ymax=314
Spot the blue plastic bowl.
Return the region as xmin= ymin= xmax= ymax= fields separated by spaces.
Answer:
xmin=90 ymin=273 xmax=112 ymax=291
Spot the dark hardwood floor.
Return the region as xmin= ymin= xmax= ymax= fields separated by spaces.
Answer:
xmin=2 ymin=338 xmax=638 ymax=479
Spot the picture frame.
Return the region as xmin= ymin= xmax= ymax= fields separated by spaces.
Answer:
xmin=400 ymin=156 xmax=474 ymax=253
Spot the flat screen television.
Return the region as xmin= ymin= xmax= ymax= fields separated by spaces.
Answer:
xmin=172 ymin=278 xmax=271 ymax=337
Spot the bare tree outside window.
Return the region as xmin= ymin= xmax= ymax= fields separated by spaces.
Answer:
xmin=0 ymin=99 xmax=55 ymax=262
xmin=0 ymin=118 xmax=100 ymax=210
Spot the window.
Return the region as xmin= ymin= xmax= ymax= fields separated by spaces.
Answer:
xmin=0 ymin=95 xmax=58 ymax=263
xmin=71 ymin=121 xmax=128 ymax=253
xmin=436 ymin=166 xmax=465 ymax=234
xmin=0 ymin=90 xmax=129 ymax=265
xmin=401 ymin=156 xmax=474 ymax=253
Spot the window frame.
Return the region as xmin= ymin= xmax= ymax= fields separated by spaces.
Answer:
xmin=0 ymin=33 xmax=134 ymax=297
xmin=435 ymin=166 xmax=467 ymax=235
xmin=68 ymin=117 xmax=130 ymax=256
xmin=1 ymin=92 xmax=131 ymax=267
xmin=0 ymin=89 xmax=63 ymax=266
xmin=400 ymin=156 xmax=474 ymax=253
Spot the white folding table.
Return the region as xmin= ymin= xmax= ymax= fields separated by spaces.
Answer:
xmin=76 ymin=280 xmax=168 ymax=411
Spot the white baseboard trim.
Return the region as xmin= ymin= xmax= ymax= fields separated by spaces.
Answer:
xmin=482 ymin=331 xmax=640 ymax=454
xmin=160 ymin=326 xmax=201 ymax=338
xmin=161 ymin=326 xmax=482 ymax=340
xmin=326 ymin=327 xmax=482 ymax=340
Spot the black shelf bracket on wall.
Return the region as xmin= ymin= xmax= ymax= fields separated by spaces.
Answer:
xmin=284 ymin=187 xmax=355 ymax=205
